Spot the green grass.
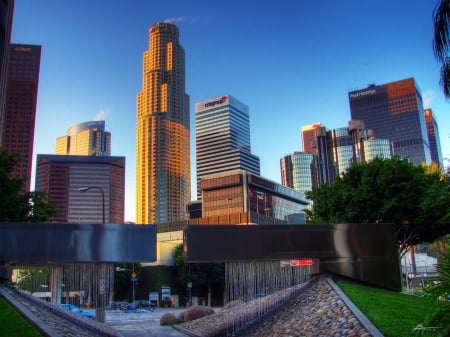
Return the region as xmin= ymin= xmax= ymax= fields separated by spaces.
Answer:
xmin=0 ymin=297 xmax=43 ymax=337
xmin=337 ymin=281 xmax=444 ymax=337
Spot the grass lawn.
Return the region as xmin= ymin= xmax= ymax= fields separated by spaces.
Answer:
xmin=337 ymin=281 xmax=444 ymax=337
xmin=0 ymin=296 xmax=43 ymax=337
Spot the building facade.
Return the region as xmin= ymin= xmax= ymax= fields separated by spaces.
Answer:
xmin=136 ymin=22 xmax=190 ymax=224
xmin=195 ymin=94 xmax=260 ymax=199
xmin=328 ymin=127 xmax=354 ymax=177
xmin=35 ymin=154 xmax=125 ymax=224
xmin=199 ymin=170 xmax=308 ymax=225
xmin=1 ymin=43 xmax=41 ymax=191
xmin=424 ymin=108 xmax=443 ymax=166
xmin=301 ymin=123 xmax=323 ymax=154
xmin=55 ymin=120 xmax=111 ymax=156
xmin=280 ymin=152 xmax=319 ymax=194
xmin=349 ymin=78 xmax=431 ymax=166
xmin=0 ymin=0 xmax=14 ymax=145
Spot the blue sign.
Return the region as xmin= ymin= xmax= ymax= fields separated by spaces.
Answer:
xmin=131 ymin=277 xmax=138 ymax=282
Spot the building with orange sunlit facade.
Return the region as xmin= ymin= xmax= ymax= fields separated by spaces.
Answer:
xmin=1 ymin=43 xmax=41 ymax=191
xmin=56 ymin=120 xmax=111 ymax=156
xmin=349 ymin=78 xmax=431 ymax=166
xmin=136 ymin=22 xmax=190 ymax=224
xmin=424 ymin=108 xmax=443 ymax=166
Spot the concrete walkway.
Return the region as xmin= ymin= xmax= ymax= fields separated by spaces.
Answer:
xmin=106 ymin=308 xmax=189 ymax=337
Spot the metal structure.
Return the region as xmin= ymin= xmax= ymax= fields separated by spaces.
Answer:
xmin=184 ymin=223 xmax=402 ymax=291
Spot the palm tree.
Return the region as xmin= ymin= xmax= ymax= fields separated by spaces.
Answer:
xmin=433 ymin=0 xmax=450 ymax=98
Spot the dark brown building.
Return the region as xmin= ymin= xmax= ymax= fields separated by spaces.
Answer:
xmin=0 ymin=0 xmax=15 ymax=144
xmin=2 ymin=43 xmax=41 ymax=191
xmin=35 ymin=154 xmax=125 ymax=224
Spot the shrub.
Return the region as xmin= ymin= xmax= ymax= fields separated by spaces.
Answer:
xmin=160 ymin=312 xmax=179 ymax=326
xmin=184 ymin=305 xmax=214 ymax=322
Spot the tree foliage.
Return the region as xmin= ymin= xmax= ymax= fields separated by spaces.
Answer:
xmin=173 ymin=243 xmax=224 ymax=291
xmin=0 ymin=148 xmax=57 ymax=222
xmin=306 ymin=157 xmax=450 ymax=253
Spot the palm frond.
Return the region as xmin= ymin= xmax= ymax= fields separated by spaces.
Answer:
xmin=433 ymin=0 xmax=450 ymax=61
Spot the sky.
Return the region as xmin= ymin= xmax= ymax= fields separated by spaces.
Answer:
xmin=11 ymin=0 xmax=450 ymax=222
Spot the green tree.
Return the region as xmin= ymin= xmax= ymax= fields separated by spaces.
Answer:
xmin=0 ymin=148 xmax=57 ymax=222
xmin=306 ymin=157 xmax=450 ymax=254
xmin=173 ymin=243 xmax=224 ymax=306
xmin=433 ymin=0 xmax=450 ymax=98
xmin=421 ymin=248 xmax=450 ymax=337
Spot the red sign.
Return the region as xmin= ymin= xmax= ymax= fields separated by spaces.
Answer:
xmin=290 ymin=259 xmax=314 ymax=267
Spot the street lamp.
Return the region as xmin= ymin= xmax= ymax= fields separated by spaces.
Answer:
xmin=78 ymin=185 xmax=106 ymax=322
xmin=78 ymin=186 xmax=105 ymax=224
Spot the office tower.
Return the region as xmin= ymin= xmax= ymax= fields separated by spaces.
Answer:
xmin=136 ymin=22 xmax=190 ymax=224
xmin=199 ymin=169 xmax=308 ymax=224
xmin=1 ymin=44 xmax=41 ymax=191
xmin=363 ymin=137 xmax=393 ymax=162
xmin=328 ymin=127 xmax=353 ymax=177
xmin=56 ymin=120 xmax=111 ymax=156
xmin=0 ymin=0 xmax=14 ymax=145
xmin=280 ymin=152 xmax=319 ymax=194
xmin=349 ymin=78 xmax=431 ymax=166
xmin=195 ymin=95 xmax=260 ymax=199
xmin=424 ymin=108 xmax=443 ymax=166
xmin=301 ymin=123 xmax=323 ymax=154
xmin=348 ymin=119 xmax=366 ymax=164
xmin=35 ymin=154 xmax=125 ymax=224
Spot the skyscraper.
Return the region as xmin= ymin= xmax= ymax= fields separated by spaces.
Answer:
xmin=35 ymin=154 xmax=125 ymax=224
xmin=301 ymin=123 xmax=333 ymax=186
xmin=136 ymin=22 xmax=190 ymax=224
xmin=328 ymin=127 xmax=353 ymax=177
xmin=280 ymin=152 xmax=319 ymax=194
xmin=1 ymin=43 xmax=41 ymax=191
xmin=349 ymin=78 xmax=431 ymax=166
xmin=301 ymin=123 xmax=323 ymax=154
xmin=56 ymin=120 xmax=111 ymax=156
xmin=424 ymin=108 xmax=443 ymax=166
xmin=0 ymin=0 xmax=14 ymax=145
xmin=195 ymin=94 xmax=260 ymax=199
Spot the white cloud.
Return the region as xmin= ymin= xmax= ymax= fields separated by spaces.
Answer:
xmin=93 ymin=108 xmax=107 ymax=121
xmin=164 ymin=17 xmax=186 ymax=24
xmin=422 ymin=89 xmax=436 ymax=108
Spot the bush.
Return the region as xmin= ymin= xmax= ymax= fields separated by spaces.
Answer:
xmin=160 ymin=312 xmax=180 ymax=326
xmin=183 ymin=305 xmax=214 ymax=322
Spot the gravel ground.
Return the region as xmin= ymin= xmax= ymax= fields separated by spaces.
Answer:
xmin=177 ymin=278 xmax=380 ymax=337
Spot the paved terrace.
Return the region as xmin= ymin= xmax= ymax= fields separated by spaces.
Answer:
xmin=1 ymin=277 xmax=384 ymax=337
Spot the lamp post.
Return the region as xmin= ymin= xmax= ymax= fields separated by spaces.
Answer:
xmin=78 ymin=186 xmax=105 ymax=224
xmin=78 ymin=185 xmax=106 ymax=322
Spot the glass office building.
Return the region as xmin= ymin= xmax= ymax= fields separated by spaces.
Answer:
xmin=35 ymin=154 xmax=125 ymax=224
xmin=424 ymin=108 xmax=443 ymax=166
xmin=195 ymin=95 xmax=260 ymax=200
xmin=56 ymin=120 xmax=111 ymax=156
xmin=199 ymin=170 xmax=309 ymax=225
xmin=363 ymin=138 xmax=393 ymax=162
xmin=328 ymin=127 xmax=354 ymax=177
xmin=1 ymin=44 xmax=41 ymax=191
xmin=280 ymin=152 xmax=319 ymax=194
xmin=349 ymin=78 xmax=431 ymax=166
xmin=136 ymin=22 xmax=190 ymax=224
xmin=0 ymin=0 xmax=14 ymax=145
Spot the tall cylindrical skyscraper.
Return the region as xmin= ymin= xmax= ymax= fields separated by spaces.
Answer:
xmin=136 ymin=22 xmax=190 ymax=224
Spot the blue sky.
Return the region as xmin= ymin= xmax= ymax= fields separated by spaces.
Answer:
xmin=11 ymin=0 xmax=449 ymax=222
